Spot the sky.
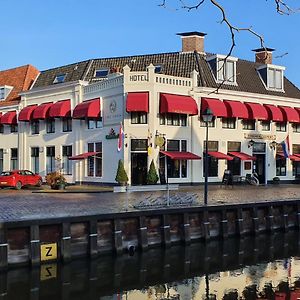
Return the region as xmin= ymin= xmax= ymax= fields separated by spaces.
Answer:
xmin=1 ymin=0 xmax=300 ymax=87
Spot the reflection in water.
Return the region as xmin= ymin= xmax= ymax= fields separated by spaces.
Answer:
xmin=3 ymin=230 xmax=300 ymax=299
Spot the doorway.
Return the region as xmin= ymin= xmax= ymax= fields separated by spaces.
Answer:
xmin=131 ymin=153 xmax=147 ymax=185
xmin=253 ymin=154 xmax=266 ymax=184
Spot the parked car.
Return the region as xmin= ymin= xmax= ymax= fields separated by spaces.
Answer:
xmin=0 ymin=170 xmax=42 ymax=190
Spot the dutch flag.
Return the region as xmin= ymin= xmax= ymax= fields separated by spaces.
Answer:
xmin=281 ymin=135 xmax=290 ymax=158
xmin=117 ymin=122 xmax=124 ymax=152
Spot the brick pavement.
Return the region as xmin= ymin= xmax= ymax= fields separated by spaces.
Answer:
xmin=0 ymin=184 xmax=299 ymax=222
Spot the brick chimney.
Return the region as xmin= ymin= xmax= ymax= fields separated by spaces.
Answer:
xmin=177 ymin=32 xmax=207 ymax=53
xmin=252 ymin=47 xmax=275 ymax=64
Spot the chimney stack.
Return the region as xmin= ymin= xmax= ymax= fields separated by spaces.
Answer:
xmin=177 ymin=32 xmax=207 ymax=53
xmin=252 ymin=47 xmax=275 ymax=65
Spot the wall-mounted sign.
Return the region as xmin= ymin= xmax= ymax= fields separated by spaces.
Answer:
xmin=244 ymin=133 xmax=276 ymax=140
xmin=106 ymin=128 xmax=119 ymax=139
xmin=129 ymin=74 xmax=148 ymax=82
xmin=40 ymin=243 xmax=57 ymax=262
xmin=103 ymin=97 xmax=123 ymax=125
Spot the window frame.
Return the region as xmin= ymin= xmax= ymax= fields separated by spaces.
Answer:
xmin=242 ymin=119 xmax=256 ymax=130
xmin=53 ymin=74 xmax=66 ymax=84
xmin=46 ymin=119 xmax=55 ymax=134
xmin=160 ymin=113 xmax=187 ymax=127
xmin=222 ymin=117 xmax=236 ymax=129
xmin=87 ymin=142 xmax=102 ymax=178
xmin=62 ymin=118 xmax=72 ymax=132
xmin=131 ymin=112 xmax=148 ymax=124
xmin=30 ymin=120 xmax=39 ymax=135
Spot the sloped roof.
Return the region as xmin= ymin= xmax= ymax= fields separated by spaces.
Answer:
xmin=33 ymin=52 xmax=300 ymax=99
xmin=0 ymin=65 xmax=39 ymax=107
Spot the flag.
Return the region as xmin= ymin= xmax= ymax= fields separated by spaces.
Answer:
xmin=117 ymin=123 xmax=124 ymax=152
xmin=281 ymin=135 xmax=290 ymax=158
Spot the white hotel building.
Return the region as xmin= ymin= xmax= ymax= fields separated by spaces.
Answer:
xmin=1 ymin=31 xmax=300 ymax=185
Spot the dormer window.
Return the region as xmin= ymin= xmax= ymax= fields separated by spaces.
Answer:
xmin=0 ymin=86 xmax=13 ymax=101
xmin=257 ymin=64 xmax=285 ymax=91
xmin=154 ymin=65 xmax=163 ymax=73
xmin=53 ymin=74 xmax=66 ymax=84
xmin=207 ymin=54 xmax=238 ymax=84
xmin=94 ymin=68 xmax=109 ymax=78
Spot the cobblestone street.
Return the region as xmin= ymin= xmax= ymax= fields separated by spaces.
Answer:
xmin=0 ymin=184 xmax=299 ymax=222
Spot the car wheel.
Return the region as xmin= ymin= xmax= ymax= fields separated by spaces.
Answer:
xmin=15 ymin=181 xmax=22 ymax=190
xmin=36 ymin=179 xmax=42 ymax=187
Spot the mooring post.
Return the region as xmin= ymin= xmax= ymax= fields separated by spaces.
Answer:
xmin=138 ymin=216 xmax=148 ymax=251
xmin=30 ymin=225 xmax=40 ymax=267
xmin=236 ymin=208 xmax=244 ymax=236
xmin=0 ymin=223 xmax=7 ymax=271
xmin=114 ymin=219 xmax=123 ymax=254
xmin=183 ymin=213 xmax=191 ymax=244
xmin=221 ymin=210 xmax=228 ymax=239
xmin=89 ymin=220 xmax=98 ymax=258
xmin=283 ymin=206 xmax=289 ymax=231
xmin=202 ymin=210 xmax=210 ymax=241
xmin=161 ymin=215 xmax=171 ymax=248
xmin=252 ymin=207 xmax=260 ymax=235
xmin=297 ymin=204 xmax=300 ymax=228
xmin=61 ymin=223 xmax=71 ymax=263
xmin=266 ymin=206 xmax=275 ymax=232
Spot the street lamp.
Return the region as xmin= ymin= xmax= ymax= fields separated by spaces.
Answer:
xmin=202 ymin=107 xmax=214 ymax=206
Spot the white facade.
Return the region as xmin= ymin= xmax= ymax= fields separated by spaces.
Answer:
xmin=0 ymin=63 xmax=300 ymax=185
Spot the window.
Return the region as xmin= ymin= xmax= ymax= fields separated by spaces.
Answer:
xmin=293 ymin=123 xmax=300 ymax=133
xmin=53 ymin=74 xmax=66 ymax=84
xmin=242 ymin=119 xmax=255 ymax=130
xmin=227 ymin=142 xmax=241 ymax=176
xmin=293 ymin=144 xmax=300 ymax=177
xmin=46 ymin=119 xmax=55 ymax=133
xmin=0 ymin=86 xmax=13 ymax=100
xmin=46 ymin=146 xmax=55 ymax=174
xmin=10 ymin=124 xmax=18 ymax=133
xmin=0 ymin=149 xmax=3 ymax=173
xmin=160 ymin=113 xmax=187 ymax=126
xmin=228 ymin=141 xmax=241 ymax=152
xmin=62 ymin=118 xmax=72 ymax=132
xmin=166 ymin=140 xmax=187 ymax=178
xmin=62 ymin=146 xmax=72 ymax=175
xmin=11 ymin=148 xmax=18 ymax=170
xmin=200 ymin=116 xmax=215 ymax=127
xmin=131 ymin=139 xmax=148 ymax=151
xmin=276 ymin=122 xmax=286 ymax=132
xmin=154 ymin=65 xmax=163 ymax=73
xmin=0 ymin=125 xmax=3 ymax=134
xmin=203 ymin=141 xmax=219 ymax=177
xmin=276 ymin=156 xmax=286 ymax=176
xmin=87 ymin=118 xmax=102 ymax=129
xmin=31 ymin=147 xmax=39 ymax=174
xmin=87 ymin=142 xmax=102 ymax=177
xmin=261 ymin=121 xmax=271 ymax=131
xmin=94 ymin=68 xmax=109 ymax=78
xmin=268 ymin=68 xmax=283 ymax=90
xmin=131 ymin=112 xmax=147 ymax=124
xmin=222 ymin=117 xmax=236 ymax=129
xmin=31 ymin=120 xmax=39 ymax=135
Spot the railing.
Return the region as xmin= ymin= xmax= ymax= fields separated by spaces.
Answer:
xmin=84 ymin=75 xmax=124 ymax=94
xmin=155 ymin=74 xmax=192 ymax=87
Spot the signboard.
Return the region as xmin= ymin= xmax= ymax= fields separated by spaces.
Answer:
xmin=40 ymin=243 xmax=57 ymax=262
xmin=244 ymin=133 xmax=276 ymax=140
xmin=103 ymin=97 xmax=123 ymax=125
xmin=40 ymin=264 xmax=57 ymax=281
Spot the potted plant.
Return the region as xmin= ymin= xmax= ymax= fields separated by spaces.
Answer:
xmin=115 ymin=160 xmax=128 ymax=186
xmin=147 ymin=160 xmax=159 ymax=184
xmin=272 ymin=176 xmax=280 ymax=185
xmin=45 ymin=171 xmax=67 ymax=190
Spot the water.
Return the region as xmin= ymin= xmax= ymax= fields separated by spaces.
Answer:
xmin=3 ymin=230 xmax=300 ymax=299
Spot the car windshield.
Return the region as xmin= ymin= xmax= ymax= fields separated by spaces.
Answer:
xmin=0 ymin=171 xmax=12 ymax=176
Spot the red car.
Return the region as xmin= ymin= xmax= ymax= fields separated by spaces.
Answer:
xmin=0 ymin=170 xmax=42 ymax=190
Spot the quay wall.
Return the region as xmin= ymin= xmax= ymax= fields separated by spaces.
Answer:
xmin=1 ymin=199 xmax=300 ymax=269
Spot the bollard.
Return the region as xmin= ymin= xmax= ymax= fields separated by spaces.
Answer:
xmin=61 ymin=223 xmax=71 ymax=263
xmin=89 ymin=220 xmax=98 ymax=258
xmin=30 ymin=225 xmax=40 ymax=267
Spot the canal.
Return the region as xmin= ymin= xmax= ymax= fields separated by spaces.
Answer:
xmin=2 ymin=230 xmax=300 ymax=299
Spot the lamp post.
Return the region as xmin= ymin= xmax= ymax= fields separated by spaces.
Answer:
xmin=202 ymin=108 xmax=214 ymax=206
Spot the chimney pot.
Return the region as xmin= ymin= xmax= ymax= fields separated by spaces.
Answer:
xmin=177 ymin=31 xmax=207 ymax=53
xmin=252 ymin=47 xmax=275 ymax=64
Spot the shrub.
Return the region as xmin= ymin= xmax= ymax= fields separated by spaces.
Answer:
xmin=147 ymin=160 xmax=159 ymax=184
xmin=45 ymin=171 xmax=67 ymax=189
xmin=115 ymin=160 xmax=128 ymax=185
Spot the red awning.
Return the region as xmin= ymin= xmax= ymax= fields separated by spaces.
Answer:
xmin=244 ymin=102 xmax=268 ymax=120
xmin=68 ymin=151 xmax=100 ymax=160
xmin=126 ymin=92 xmax=149 ymax=113
xmin=228 ymin=151 xmax=256 ymax=160
xmin=1 ymin=111 xmax=17 ymax=125
xmin=49 ymin=100 xmax=71 ymax=118
xmin=208 ymin=151 xmax=234 ymax=160
xmin=18 ymin=105 xmax=38 ymax=122
xmin=73 ymin=98 xmax=101 ymax=119
xmin=201 ymin=97 xmax=227 ymax=117
xmin=278 ymin=106 xmax=300 ymax=123
xmin=160 ymin=151 xmax=201 ymax=160
xmin=160 ymin=93 xmax=198 ymax=115
xmin=276 ymin=152 xmax=300 ymax=160
xmin=223 ymin=100 xmax=249 ymax=119
xmin=32 ymin=102 xmax=53 ymax=120
xmin=264 ymin=104 xmax=284 ymax=122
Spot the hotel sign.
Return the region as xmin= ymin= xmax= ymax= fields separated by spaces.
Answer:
xmin=129 ymin=74 xmax=148 ymax=82
xmin=244 ymin=133 xmax=276 ymax=140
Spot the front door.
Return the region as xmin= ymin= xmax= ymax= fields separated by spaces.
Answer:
xmin=253 ymin=154 xmax=266 ymax=184
xmin=131 ymin=153 xmax=147 ymax=185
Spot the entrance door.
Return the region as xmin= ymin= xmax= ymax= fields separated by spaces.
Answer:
xmin=253 ymin=154 xmax=266 ymax=184
xmin=131 ymin=153 xmax=147 ymax=185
